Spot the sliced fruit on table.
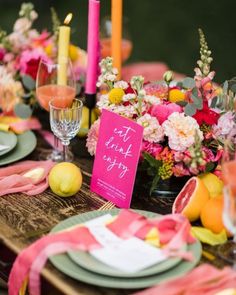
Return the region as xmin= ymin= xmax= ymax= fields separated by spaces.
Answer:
xmin=49 ymin=162 xmax=83 ymax=197
xmin=172 ymin=176 xmax=210 ymax=222
xmin=199 ymin=172 xmax=223 ymax=198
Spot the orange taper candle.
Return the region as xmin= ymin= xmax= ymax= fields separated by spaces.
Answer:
xmin=111 ymin=0 xmax=122 ymax=79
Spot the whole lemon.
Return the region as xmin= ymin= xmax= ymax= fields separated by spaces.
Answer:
xmin=78 ymin=106 xmax=97 ymax=137
xmin=199 ymin=172 xmax=223 ymax=198
xmin=49 ymin=162 xmax=82 ymax=197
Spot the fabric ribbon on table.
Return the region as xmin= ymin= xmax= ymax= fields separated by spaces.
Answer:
xmin=132 ymin=263 xmax=236 ymax=295
xmin=0 ymin=116 xmax=41 ymax=133
xmin=8 ymin=209 xmax=196 ymax=295
xmin=0 ymin=160 xmax=55 ymax=196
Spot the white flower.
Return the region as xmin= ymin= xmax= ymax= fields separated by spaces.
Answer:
xmin=114 ymin=80 xmax=128 ymax=89
xmin=97 ymin=94 xmax=110 ymax=110
xmin=139 ymin=89 xmax=146 ymax=97
xmin=144 ymin=95 xmax=161 ymax=105
xmin=30 ymin=10 xmax=38 ymax=21
xmin=213 ymin=112 xmax=236 ymax=138
xmin=137 ymin=114 xmax=164 ymax=143
xmin=0 ymin=66 xmax=14 ymax=85
xmin=123 ymin=93 xmax=136 ymax=102
xmin=112 ymin=68 xmax=118 ymax=75
xmin=162 ymin=112 xmax=203 ymax=152
xmin=104 ymin=73 xmax=116 ymax=82
xmin=13 ymin=17 xmax=32 ymax=33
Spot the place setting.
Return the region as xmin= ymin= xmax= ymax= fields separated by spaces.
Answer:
xmin=1 ymin=0 xmax=236 ymax=295
xmin=0 ymin=129 xmax=37 ymax=166
xmin=49 ymin=209 xmax=202 ymax=289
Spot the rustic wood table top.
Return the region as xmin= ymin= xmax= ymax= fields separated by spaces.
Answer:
xmin=0 ymin=133 xmax=230 ymax=295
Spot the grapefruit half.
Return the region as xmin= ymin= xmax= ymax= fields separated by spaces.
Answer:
xmin=172 ymin=176 xmax=210 ymax=222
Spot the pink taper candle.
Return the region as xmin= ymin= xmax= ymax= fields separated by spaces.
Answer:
xmin=85 ymin=0 xmax=100 ymax=94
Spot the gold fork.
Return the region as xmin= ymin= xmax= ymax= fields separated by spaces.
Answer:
xmin=98 ymin=201 xmax=115 ymax=211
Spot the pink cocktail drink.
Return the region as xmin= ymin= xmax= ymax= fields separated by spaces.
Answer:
xmin=36 ymin=85 xmax=75 ymax=111
xmin=100 ymin=38 xmax=133 ymax=63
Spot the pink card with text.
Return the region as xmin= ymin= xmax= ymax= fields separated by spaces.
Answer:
xmin=90 ymin=109 xmax=143 ymax=208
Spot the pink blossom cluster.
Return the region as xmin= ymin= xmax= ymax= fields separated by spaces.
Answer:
xmin=87 ymin=51 xmax=235 ymax=180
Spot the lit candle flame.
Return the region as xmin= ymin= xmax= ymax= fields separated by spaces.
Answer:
xmin=64 ymin=13 xmax=73 ymax=25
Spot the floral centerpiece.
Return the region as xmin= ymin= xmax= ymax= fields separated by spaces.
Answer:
xmin=87 ymin=29 xmax=236 ymax=195
xmin=0 ymin=2 xmax=87 ymax=118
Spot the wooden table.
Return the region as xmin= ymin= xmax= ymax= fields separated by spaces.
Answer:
xmin=0 ymin=133 xmax=229 ymax=294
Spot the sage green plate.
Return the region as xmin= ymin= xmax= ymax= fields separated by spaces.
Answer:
xmin=67 ymin=211 xmax=186 ymax=278
xmin=0 ymin=131 xmax=17 ymax=156
xmin=0 ymin=131 xmax=37 ymax=166
xmin=50 ymin=209 xmax=202 ymax=289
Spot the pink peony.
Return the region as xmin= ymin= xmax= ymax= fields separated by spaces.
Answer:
xmin=150 ymin=103 xmax=182 ymax=125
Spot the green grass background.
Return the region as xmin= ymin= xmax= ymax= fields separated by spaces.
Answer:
xmin=1 ymin=0 xmax=236 ymax=82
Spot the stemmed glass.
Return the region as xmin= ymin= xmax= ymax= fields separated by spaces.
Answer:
xmin=49 ymin=98 xmax=83 ymax=162
xmin=36 ymin=59 xmax=76 ymax=161
xmin=100 ymin=16 xmax=133 ymax=63
xmin=219 ymin=128 xmax=236 ymax=265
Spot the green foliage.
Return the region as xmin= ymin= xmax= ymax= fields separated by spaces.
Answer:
xmin=14 ymin=103 xmax=32 ymax=119
xmin=205 ymin=162 xmax=215 ymax=172
xmin=184 ymin=103 xmax=197 ymax=116
xmin=22 ymin=75 xmax=35 ymax=91
xmin=51 ymin=7 xmax=61 ymax=40
xmin=142 ymin=152 xmax=162 ymax=195
xmin=182 ymin=77 xmax=196 ymax=89
xmin=210 ymin=78 xmax=236 ymax=111
xmin=184 ymin=86 xmax=203 ymax=116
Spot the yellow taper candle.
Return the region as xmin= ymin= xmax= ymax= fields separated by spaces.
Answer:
xmin=111 ymin=0 xmax=122 ymax=79
xmin=57 ymin=13 xmax=72 ymax=85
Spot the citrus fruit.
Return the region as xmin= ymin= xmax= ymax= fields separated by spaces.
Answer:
xmin=49 ymin=162 xmax=82 ymax=197
xmin=172 ymin=176 xmax=210 ymax=222
xmin=199 ymin=172 xmax=223 ymax=198
xmin=200 ymin=195 xmax=229 ymax=235
xmin=78 ymin=106 xmax=97 ymax=137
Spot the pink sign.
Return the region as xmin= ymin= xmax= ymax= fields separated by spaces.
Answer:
xmin=91 ymin=109 xmax=143 ymax=208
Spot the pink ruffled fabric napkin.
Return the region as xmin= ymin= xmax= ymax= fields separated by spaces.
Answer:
xmin=8 ymin=209 xmax=196 ymax=295
xmin=122 ymin=62 xmax=185 ymax=82
xmin=133 ymin=264 xmax=236 ymax=295
xmin=0 ymin=160 xmax=55 ymax=196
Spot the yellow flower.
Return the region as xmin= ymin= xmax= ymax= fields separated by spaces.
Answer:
xmin=169 ymin=89 xmax=185 ymax=103
xmin=45 ymin=43 xmax=53 ymax=57
xmin=69 ymin=44 xmax=79 ymax=62
xmin=108 ymin=88 xmax=124 ymax=104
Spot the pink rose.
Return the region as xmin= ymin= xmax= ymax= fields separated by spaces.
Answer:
xmin=150 ymin=103 xmax=182 ymax=125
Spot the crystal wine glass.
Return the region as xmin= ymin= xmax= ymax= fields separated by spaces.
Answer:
xmin=49 ymin=98 xmax=83 ymax=162
xmin=36 ymin=59 xmax=76 ymax=161
xmin=100 ymin=16 xmax=133 ymax=63
xmin=219 ymin=128 xmax=236 ymax=265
